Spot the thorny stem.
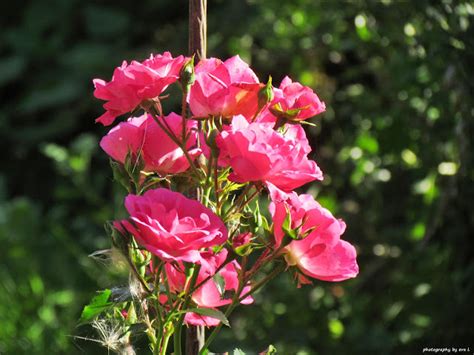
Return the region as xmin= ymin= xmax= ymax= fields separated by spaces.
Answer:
xmin=199 ymin=256 xmax=247 ymax=354
xmin=239 ymin=263 xmax=286 ymax=302
xmin=187 ymin=260 xmax=227 ymax=295
xmin=181 ymin=90 xmax=188 ymax=142
xmin=223 ymin=184 xmax=253 ymax=219
xmin=237 ymin=187 xmax=261 ymax=212
xmin=125 ymin=252 xmax=152 ymax=295
xmin=159 ymin=330 xmax=172 ymax=355
xmin=214 ymin=153 xmax=221 ymax=214
xmin=147 ymin=108 xmax=202 ymax=179
xmin=200 ymin=261 xmax=285 ymax=354
xmin=173 ymin=264 xmax=201 ymax=355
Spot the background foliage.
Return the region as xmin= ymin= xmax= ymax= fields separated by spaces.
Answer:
xmin=1 ymin=0 xmax=472 ymax=354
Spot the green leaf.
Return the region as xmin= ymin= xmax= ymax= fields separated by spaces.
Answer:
xmin=213 ymin=273 xmax=226 ymax=295
xmin=233 ymin=349 xmax=246 ymax=355
xmin=185 ymin=308 xmax=230 ymax=327
xmin=80 ymin=289 xmax=112 ymax=323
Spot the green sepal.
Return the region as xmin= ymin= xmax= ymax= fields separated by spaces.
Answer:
xmin=124 ymin=150 xmax=145 ymax=187
xmin=234 ymin=242 xmax=258 ymax=256
xmin=110 ymin=159 xmax=131 ymax=191
xmin=281 ymin=206 xmax=298 ymax=240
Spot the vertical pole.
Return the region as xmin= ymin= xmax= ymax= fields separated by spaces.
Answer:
xmin=187 ymin=2 xmax=207 ymax=354
xmin=189 ymin=0 xmax=207 ymax=61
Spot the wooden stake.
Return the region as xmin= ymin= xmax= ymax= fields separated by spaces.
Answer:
xmin=189 ymin=0 xmax=207 ymax=60
xmin=186 ymin=2 xmax=207 ymax=353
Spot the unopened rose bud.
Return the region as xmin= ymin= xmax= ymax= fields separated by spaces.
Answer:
xmin=258 ymin=76 xmax=274 ymax=111
xmin=179 ymin=56 xmax=195 ymax=92
xmin=232 ymin=232 xmax=253 ymax=256
xmin=206 ymin=128 xmax=220 ymax=155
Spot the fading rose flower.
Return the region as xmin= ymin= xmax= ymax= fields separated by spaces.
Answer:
xmin=93 ymin=52 xmax=186 ymax=126
xmin=119 ymin=189 xmax=228 ymax=263
xmin=268 ymin=183 xmax=359 ymax=283
xmin=268 ymin=76 xmax=326 ymax=122
xmin=188 ymin=55 xmax=262 ymax=120
xmin=165 ymin=249 xmax=253 ymax=327
xmin=184 ymin=312 xmax=221 ymax=327
xmin=232 ymin=232 xmax=253 ymax=250
xmin=217 ymin=115 xmax=323 ymax=191
xmin=100 ymin=113 xmax=201 ymax=175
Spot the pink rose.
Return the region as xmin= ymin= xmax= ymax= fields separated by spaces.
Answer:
xmin=232 ymin=232 xmax=253 ymax=250
xmin=100 ymin=113 xmax=201 ymax=175
xmin=267 ymin=76 xmax=325 ymax=122
xmin=184 ymin=260 xmax=253 ymax=327
xmin=217 ymin=115 xmax=323 ymax=191
xmin=188 ymin=55 xmax=262 ymax=120
xmin=93 ymin=52 xmax=186 ymax=126
xmin=268 ymin=183 xmax=359 ymax=283
xmin=119 ymin=189 xmax=228 ymax=263
xmin=165 ymin=250 xmax=253 ymax=327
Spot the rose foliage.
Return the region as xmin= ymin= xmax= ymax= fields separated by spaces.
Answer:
xmin=83 ymin=52 xmax=359 ymax=354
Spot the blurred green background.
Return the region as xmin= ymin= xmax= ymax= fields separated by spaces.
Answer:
xmin=1 ymin=0 xmax=473 ymax=354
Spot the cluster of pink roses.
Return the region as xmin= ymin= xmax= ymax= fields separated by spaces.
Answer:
xmin=93 ymin=52 xmax=358 ymax=337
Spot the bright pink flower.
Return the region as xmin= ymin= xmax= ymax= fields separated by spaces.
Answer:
xmin=217 ymin=115 xmax=323 ymax=191
xmin=268 ymin=76 xmax=325 ymax=121
xmin=232 ymin=232 xmax=253 ymax=250
xmin=268 ymin=183 xmax=358 ymax=283
xmin=100 ymin=113 xmax=201 ymax=175
xmin=166 ymin=250 xmax=253 ymax=327
xmin=188 ymin=55 xmax=262 ymax=120
xmin=119 ymin=189 xmax=227 ymax=263
xmin=93 ymin=52 xmax=186 ymax=126
xmin=184 ymin=313 xmax=221 ymax=327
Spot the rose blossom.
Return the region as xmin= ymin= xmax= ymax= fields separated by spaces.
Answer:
xmin=188 ymin=55 xmax=262 ymax=120
xmin=267 ymin=76 xmax=326 ymax=122
xmin=100 ymin=113 xmax=201 ymax=175
xmin=165 ymin=249 xmax=253 ymax=327
xmin=93 ymin=52 xmax=186 ymax=126
xmin=268 ymin=183 xmax=359 ymax=283
xmin=119 ymin=189 xmax=228 ymax=263
xmin=232 ymin=232 xmax=253 ymax=250
xmin=217 ymin=115 xmax=323 ymax=191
